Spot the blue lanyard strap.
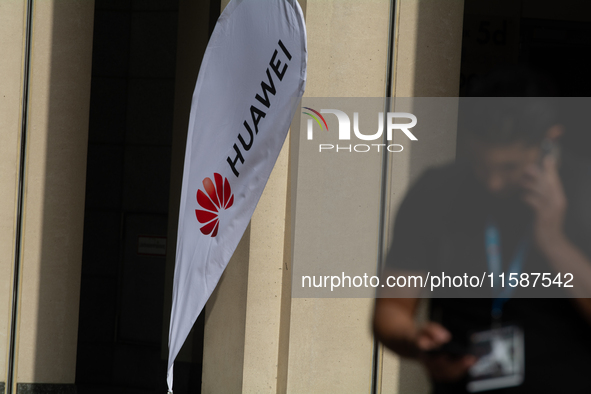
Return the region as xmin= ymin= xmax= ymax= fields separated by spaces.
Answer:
xmin=485 ymin=219 xmax=529 ymax=319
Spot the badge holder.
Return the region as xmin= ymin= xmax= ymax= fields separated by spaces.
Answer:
xmin=467 ymin=221 xmax=528 ymax=392
xmin=467 ymin=321 xmax=524 ymax=392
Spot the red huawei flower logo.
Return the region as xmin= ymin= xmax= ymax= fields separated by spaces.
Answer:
xmin=195 ymin=173 xmax=234 ymax=237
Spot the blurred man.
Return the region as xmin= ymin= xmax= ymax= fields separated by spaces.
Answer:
xmin=373 ymin=71 xmax=591 ymax=393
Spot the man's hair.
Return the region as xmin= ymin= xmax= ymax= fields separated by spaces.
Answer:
xmin=459 ymin=66 xmax=558 ymax=146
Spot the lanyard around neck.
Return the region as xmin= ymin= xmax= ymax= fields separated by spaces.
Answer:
xmin=485 ymin=219 xmax=529 ymax=320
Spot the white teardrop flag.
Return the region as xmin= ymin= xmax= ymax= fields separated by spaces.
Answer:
xmin=166 ymin=0 xmax=307 ymax=391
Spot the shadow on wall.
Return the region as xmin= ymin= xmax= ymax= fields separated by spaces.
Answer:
xmin=33 ymin=0 xmax=94 ymax=389
xmin=394 ymin=0 xmax=464 ymax=393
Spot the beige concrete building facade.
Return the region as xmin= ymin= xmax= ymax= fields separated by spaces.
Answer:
xmin=13 ymin=0 xmax=590 ymax=392
xmin=1 ymin=0 xmax=94 ymax=392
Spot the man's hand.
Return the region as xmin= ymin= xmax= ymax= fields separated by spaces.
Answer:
xmin=419 ymin=353 xmax=476 ymax=382
xmin=521 ymin=154 xmax=567 ymax=247
xmin=415 ymin=321 xmax=451 ymax=351
xmin=374 ymin=298 xmax=476 ymax=382
xmin=521 ymin=154 xmax=591 ymax=321
xmin=415 ymin=322 xmax=476 ymax=382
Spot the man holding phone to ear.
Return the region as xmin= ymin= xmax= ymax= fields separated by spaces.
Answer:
xmin=373 ymin=70 xmax=591 ymax=393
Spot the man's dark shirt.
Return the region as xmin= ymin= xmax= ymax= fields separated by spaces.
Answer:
xmin=385 ymin=150 xmax=591 ymax=393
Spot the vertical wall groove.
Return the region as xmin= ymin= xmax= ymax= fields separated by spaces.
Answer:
xmin=371 ymin=0 xmax=398 ymax=392
xmin=7 ymin=0 xmax=35 ymax=392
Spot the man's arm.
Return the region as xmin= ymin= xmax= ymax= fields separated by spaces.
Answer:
xmin=373 ymin=294 xmax=476 ymax=382
xmin=522 ymin=155 xmax=591 ymax=324
xmin=373 ymin=297 xmax=422 ymax=358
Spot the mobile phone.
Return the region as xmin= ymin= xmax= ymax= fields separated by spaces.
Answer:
xmin=425 ymin=341 xmax=471 ymax=358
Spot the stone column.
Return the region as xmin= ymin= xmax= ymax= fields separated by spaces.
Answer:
xmin=0 ymin=1 xmax=27 ymax=390
xmin=381 ymin=1 xmax=464 ymax=393
xmin=285 ymin=1 xmax=391 ymax=393
xmin=0 ymin=0 xmax=94 ymax=392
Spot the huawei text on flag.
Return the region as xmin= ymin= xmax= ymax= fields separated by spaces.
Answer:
xmin=227 ymin=40 xmax=293 ymax=177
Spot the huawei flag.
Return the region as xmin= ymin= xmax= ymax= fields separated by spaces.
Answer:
xmin=166 ymin=0 xmax=307 ymax=391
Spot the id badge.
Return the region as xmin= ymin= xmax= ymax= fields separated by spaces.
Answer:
xmin=467 ymin=325 xmax=524 ymax=393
